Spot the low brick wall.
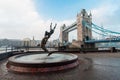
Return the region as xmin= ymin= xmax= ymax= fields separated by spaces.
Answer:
xmin=0 ymin=52 xmax=13 ymax=60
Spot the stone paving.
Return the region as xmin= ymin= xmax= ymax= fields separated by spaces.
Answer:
xmin=0 ymin=52 xmax=120 ymax=80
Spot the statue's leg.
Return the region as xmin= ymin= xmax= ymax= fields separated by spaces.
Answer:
xmin=44 ymin=48 xmax=49 ymax=53
xmin=41 ymin=45 xmax=49 ymax=53
xmin=42 ymin=45 xmax=53 ymax=56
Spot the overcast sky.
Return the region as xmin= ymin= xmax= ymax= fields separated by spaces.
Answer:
xmin=0 ymin=0 xmax=120 ymax=41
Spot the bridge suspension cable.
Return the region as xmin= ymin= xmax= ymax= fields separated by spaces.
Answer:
xmin=83 ymin=21 xmax=108 ymax=36
xmin=92 ymin=23 xmax=120 ymax=34
xmin=82 ymin=20 xmax=120 ymax=37
xmin=85 ymin=23 xmax=107 ymax=36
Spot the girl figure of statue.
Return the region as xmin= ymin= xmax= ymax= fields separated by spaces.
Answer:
xmin=41 ymin=23 xmax=57 ymax=56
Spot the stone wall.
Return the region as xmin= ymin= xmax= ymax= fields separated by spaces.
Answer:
xmin=0 ymin=52 xmax=12 ymax=60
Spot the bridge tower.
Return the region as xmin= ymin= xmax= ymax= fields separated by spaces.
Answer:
xmin=77 ymin=9 xmax=92 ymax=48
xmin=77 ymin=9 xmax=92 ymax=42
xmin=60 ymin=9 xmax=93 ymax=48
xmin=60 ymin=24 xmax=68 ymax=45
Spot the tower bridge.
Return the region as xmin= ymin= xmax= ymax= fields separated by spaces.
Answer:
xmin=59 ymin=9 xmax=120 ymax=48
xmin=62 ymin=22 xmax=77 ymax=32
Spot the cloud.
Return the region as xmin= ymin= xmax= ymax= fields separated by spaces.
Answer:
xmin=0 ymin=0 xmax=75 ymax=40
xmin=90 ymin=0 xmax=120 ymax=39
xmin=91 ymin=0 xmax=120 ymax=32
xmin=1 ymin=0 xmax=119 ymax=41
xmin=0 ymin=0 xmax=42 ymax=39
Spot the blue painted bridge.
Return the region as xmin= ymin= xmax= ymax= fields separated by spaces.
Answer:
xmin=85 ymin=39 xmax=120 ymax=43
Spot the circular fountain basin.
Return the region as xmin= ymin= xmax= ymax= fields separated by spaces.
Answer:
xmin=6 ymin=53 xmax=79 ymax=73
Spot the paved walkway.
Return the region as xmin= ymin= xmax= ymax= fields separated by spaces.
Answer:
xmin=0 ymin=52 xmax=120 ymax=80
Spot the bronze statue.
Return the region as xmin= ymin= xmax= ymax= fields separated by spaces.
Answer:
xmin=41 ymin=23 xmax=57 ymax=56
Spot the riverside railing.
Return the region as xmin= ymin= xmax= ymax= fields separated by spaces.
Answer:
xmin=0 ymin=47 xmax=17 ymax=54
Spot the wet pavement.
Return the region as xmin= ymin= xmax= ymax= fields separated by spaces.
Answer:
xmin=0 ymin=52 xmax=120 ymax=80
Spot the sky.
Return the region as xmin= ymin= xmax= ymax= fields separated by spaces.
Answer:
xmin=0 ymin=0 xmax=120 ymax=41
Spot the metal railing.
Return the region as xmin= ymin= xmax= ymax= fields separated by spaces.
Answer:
xmin=0 ymin=47 xmax=17 ymax=54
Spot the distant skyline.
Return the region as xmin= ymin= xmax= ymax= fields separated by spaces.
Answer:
xmin=0 ymin=0 xmax=120 ymax=41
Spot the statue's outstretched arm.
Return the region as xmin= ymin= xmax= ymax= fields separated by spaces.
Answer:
xmin=50 ymin=23 xmax=52 ymax=30
xmin=53 ymin=24 xmax=57 ymax=30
